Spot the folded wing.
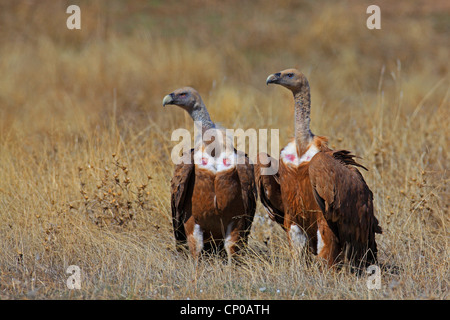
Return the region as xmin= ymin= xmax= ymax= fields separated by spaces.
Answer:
xmin=309 ymin=150 xmax=382 ymax=265
xmin=254 ymin=152 xmax=285 ymax=226
xmin=170 ymin=149 xmax=195 ymax=250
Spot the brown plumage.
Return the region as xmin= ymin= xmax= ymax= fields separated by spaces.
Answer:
xmin=254 ymin=153 xmax=284 ymax=226
xmin=257 ymin=69 xmax=382 ymax=267
xmin=163 ymin=87 xmax=257 ymax=262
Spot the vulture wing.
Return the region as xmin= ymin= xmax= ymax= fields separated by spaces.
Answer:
xmin=308 ymin=150 xmax=382 ymax=265
xmin=254 ymin=152 xmax=285 ymax=226
xmin=170 ymin=149 xmax=195 ymax=250
xmin=235 ymin=151 xmax=258 ymax=242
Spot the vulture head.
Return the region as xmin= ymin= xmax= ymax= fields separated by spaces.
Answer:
xmin=162 ymin=87 xmax=204 ymax=112
xmin=163 ymin=87 xmax=216 ymax=135
xmin=266 ymin=68 xmax=309 ymax=94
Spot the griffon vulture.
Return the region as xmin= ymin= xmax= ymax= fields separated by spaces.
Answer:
xmin=163 ymin=87 xmax=257 ymax=263
xmin=255 ymin=69 xmax=382 ymax=267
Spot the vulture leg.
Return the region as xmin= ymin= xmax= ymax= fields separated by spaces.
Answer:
xmin=316 ymin=218 xmax=341 ymax=267
xmin=185 ymin=220 xmax=204 ymax=263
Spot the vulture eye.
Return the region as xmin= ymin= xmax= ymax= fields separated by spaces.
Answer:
xmin=286 ymin=73 xmax=294 ymax=78
xmin=179 ymin=92 xmax=187 ymax=98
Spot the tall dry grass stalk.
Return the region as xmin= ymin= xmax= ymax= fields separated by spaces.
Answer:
xmin=0 ymin=0 xmax=448 ymax=299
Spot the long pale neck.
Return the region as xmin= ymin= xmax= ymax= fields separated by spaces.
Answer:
xmin=190 ymin=101 xmax=216 ymax=135
xmin=190 ymin=101 xmax=222 ymax=156
xmin=293 ymin=84 xmax=314 ymax=156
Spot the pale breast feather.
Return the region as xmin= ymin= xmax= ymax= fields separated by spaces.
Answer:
xmin=194 ymin=150 xmax=216 ymax=172
xmin=281 ymin=141 xmax=319 ymax=166
xmin=194 ymin=149 xmax=237 ymax=174
xmin=216 ymin=151 xmax=237 ymax=173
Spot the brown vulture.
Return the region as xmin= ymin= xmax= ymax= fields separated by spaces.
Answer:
xmin=255 ymin=69 xmax=382 ymax=268
xmin=163 ymin=87 xmax=257 ymax=263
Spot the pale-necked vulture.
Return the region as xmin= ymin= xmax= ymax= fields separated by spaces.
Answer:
xmin=255 ymin=69 xmax=382 ymax=268
xmin=163 ymin=87 xmax=257 ymax=263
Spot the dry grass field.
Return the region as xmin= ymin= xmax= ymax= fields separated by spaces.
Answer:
xmin=0 ymin=0 xmax=448 ymax=300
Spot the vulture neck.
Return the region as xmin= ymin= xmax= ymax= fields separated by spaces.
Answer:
xmin=190 ymin=101 xmax=217 ymax=148
xmin=190 ymin=102 xmax=215 ymax=135
xmin=293 ymin=84 xmax=314 ymax=156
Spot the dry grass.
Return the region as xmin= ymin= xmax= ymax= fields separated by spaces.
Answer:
xmin=0 ymin=0 xmax=448 ymax=299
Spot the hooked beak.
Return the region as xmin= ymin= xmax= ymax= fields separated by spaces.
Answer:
xmin=162 ymin=93 xmax=174 ymax=107
xmin=266 ymin=73 xmax=280 ymax=85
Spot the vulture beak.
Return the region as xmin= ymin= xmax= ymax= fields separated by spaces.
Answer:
xmin=266 ymin=72 xmax=281 ymax=85
xmin=162 ymin=93 xmax=174 ymax=107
